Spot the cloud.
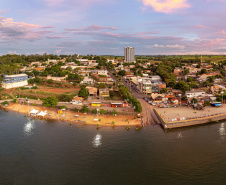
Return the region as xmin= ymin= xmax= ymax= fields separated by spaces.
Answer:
xmin=193 ymin=25 xmax=209 ymax=29
xmin=45 ymin=35 xmax=65 ymax=39
xmin=65 ymin=24 xmax=118 ymax=32
xmin=140 ymin=0 xmax=191 ymax=13
xmin=42 ymin=0 xmax=105 ymax=7
xmin=55 ymin=49 xmax=62 ymax=55
xmin=0 ymin=16 xmax=43 ymax=41
xmin=221 ymin=30 xmax=226 ymax=35
xmin=148 ymin=44 xmax=185 ymax=49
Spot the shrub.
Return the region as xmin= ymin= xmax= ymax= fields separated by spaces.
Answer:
xmin=92 ymin=109 xmax=97 ymax=114
xmin=81 ymin=105 xmax=89 ymax=113
xmin=60 ymin=105 xmax=66 ymax=109
xmin=100 ymin=109 xmax=107 ymax=114
xmin=73 ymin=108 xmax=79 ymax=112
xmin=111 ymin=109 xmax=118 ymax=115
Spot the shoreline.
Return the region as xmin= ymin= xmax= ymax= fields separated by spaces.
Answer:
xmin=6 ymin=103 xmax=142 ymax=127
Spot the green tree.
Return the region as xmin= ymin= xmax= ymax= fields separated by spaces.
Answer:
xmin=97 ymin=83 xmax=106 ymax=89
xmin=78 ymin=86 xmax=89 ymax=98
xmin=176 ymin=80 xmax=190 ymax=92
xmin=42 ymin=96 xmax=58 ymax=107
xmin=160 ymin=88 xmax=168 ymax=94
xmin=187 ymin=77 xmax=193 ymax=82
xmin=111 ymin=109 xmax=118 ymax=115
xmin=73 ymin=108 xmax=79 ymax=112
xmin=200 ymin=68 xmax=207 ymax=74
xmin=92 ymin=109 xmax=97 ymax=114
xmin=191 ymin=97 xmax=198 ymax=104
xmin=100 ymin=109 xmax=107 ymax=114
xmin=118 ymin=70 xmax=126 ymax=76
xmin=81 ymin=105 xmax=89 ymax=113
xmin=184 ymin=68 xmax=189 ymax=75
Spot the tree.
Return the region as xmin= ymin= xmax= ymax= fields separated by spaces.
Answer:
xmin=160 ymin=88 xmax=168 ymax=94
xmin=66 ymin=67 xmax=72 ymax=71
xmin=97 ymin=83 xmax=106 ymax=89
xmin=42 ymin=96 xmax=58 ymax=107
xmin=187 ymin=77 xmax=193 ymax=82
xmin=184 ymin=68 xmax=189 ymax=75
xmin=207 ymin=76 xmax=215 ymax=83
xmin=176 ymin=80 xmax=190 ymax=92
xmin=200 ymin=68 xmax=207 ymax=74
xmin=73 ymin=108 xmax=79 ymax=112
xmin=191 ymin=97 xmax=198 ymax=104
xmin=111 ymin=109 xmax=118 ymax=115
xmin=118 ymin=70 xmax=126 ymax=76
xmin=92 ymin=109 xmax=97 ymax=114
xmin=100 ymin=109 xmax=107 ymax=114
xmin=78 ymin=86 xmax=89 ymax=98
xmin=81 ymin=105 xmax=89 ymax=113
xmin=33 ymin=69 xmax=39 ymax=77
xmin=58 ymin=94 xmax=73 ymax=102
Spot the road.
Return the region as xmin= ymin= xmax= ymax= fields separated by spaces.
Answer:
xmin=107 ymin=68 xmax=160 ymax=125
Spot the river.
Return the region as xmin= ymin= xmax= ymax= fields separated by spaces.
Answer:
xmin=0 ymin=110 xmax=225 ymax=185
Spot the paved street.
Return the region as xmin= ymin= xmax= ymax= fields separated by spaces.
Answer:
xmin=107 ymin=68 xmax=160 ymax=125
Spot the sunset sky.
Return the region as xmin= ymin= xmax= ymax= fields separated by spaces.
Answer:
xmin=1 ymin=0 xmax=226 ymax=55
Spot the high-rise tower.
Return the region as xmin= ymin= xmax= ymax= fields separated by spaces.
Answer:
xmin=124 ymin=47 xmax=135 ymax=63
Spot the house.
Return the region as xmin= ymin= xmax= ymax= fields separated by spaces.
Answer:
xmin=185 ymin=90 xmax=206 ymax=98
xmin=47 ymin=75 xmax=68 ymax=82
xmin=80 ymin=77 xmax=94 ymax=85
xmin=151 ymin=94 xmax=165 ymax=103
xmin=98 ymin=70 xmax=108 ymax=76
xmin=2 ymin=74 xmax=28 ymax=89
xmin=86 ymin=87 xmax=98 ymax=96
xmin=70 ymin=96 xmax=83 ymax=105
xmin=99 ymin=88 xmax=110 ymax=97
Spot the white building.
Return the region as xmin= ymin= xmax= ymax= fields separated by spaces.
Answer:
xmin=80 ymin=77 xmax=94 ymax=85
xmin=124 ymin=46 xmax=135 ymax=63
xmin=2 ymin=74 xmax=28 ymax=89
xmin=98 ymin=70 xmax=108 ymax=76
xmin=185 ymin=90 xmax=206 ymax=98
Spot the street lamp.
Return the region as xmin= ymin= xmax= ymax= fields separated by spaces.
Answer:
xmin=178 ymin=94 xmax=181 ymax=106
xmin=221 ymin=91 xmax=224 ymax=105
xmin=97 ymin=109 xmax=99 ymax=123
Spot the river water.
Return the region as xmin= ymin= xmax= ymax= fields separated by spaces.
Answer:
xmin=0 ymin=110 xmax=225 ymax=185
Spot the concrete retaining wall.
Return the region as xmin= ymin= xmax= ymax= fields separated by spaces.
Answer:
xmin=154 ymin=109 xmax=226 ymax=129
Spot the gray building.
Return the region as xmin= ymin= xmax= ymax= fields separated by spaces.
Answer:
xmin=124 ymin=46 xmax=135 ymax=63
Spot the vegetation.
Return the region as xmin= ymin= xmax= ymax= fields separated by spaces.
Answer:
xmin=118 ymin=85 xmax=142 ymax=113
xmin=111 ymin=109 xmax=118 ymax=115
xmin=78 ymin=86 xmax=89 ymax=98
xmin=42 ymin=96 xmax=58 ymax=107
xmin=81 ymin=105 xmax=89 ymax=113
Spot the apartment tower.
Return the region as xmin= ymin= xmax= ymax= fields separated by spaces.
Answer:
xmin=124 ymin=46 xmax=134 ymax=63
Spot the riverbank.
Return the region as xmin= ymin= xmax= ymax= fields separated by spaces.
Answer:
xmin=7 ymin=103 xmax=141 ymax=127
xmin=155 ymin=106 xmax=226 ymax=129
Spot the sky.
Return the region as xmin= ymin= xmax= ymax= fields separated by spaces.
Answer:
xmin=1 ymin=0 xmax=226 ymax=55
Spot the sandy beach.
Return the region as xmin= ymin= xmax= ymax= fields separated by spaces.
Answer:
xmin=7 ymin=103 xmax=141 ymax=127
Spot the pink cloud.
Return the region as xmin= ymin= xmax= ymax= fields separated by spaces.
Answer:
xmin=202 ymin=38 xmax=225 ymax=46
xmin=43 ymin=0 xmax=105 ymax=7
xmin=1 ymin=17 xmax=39 ymax=29
xmin=221 ymin=30 xmax=226 ymax=35
xmin=0 ymin=16 xmax=57 ymax=41
xmin=141 ymin=0 xmax=191 ymax=13
xmin=85 ymin=25 xmax=118 ymax=31
xmin=193 ymin=25 xmax=209 ymax=29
